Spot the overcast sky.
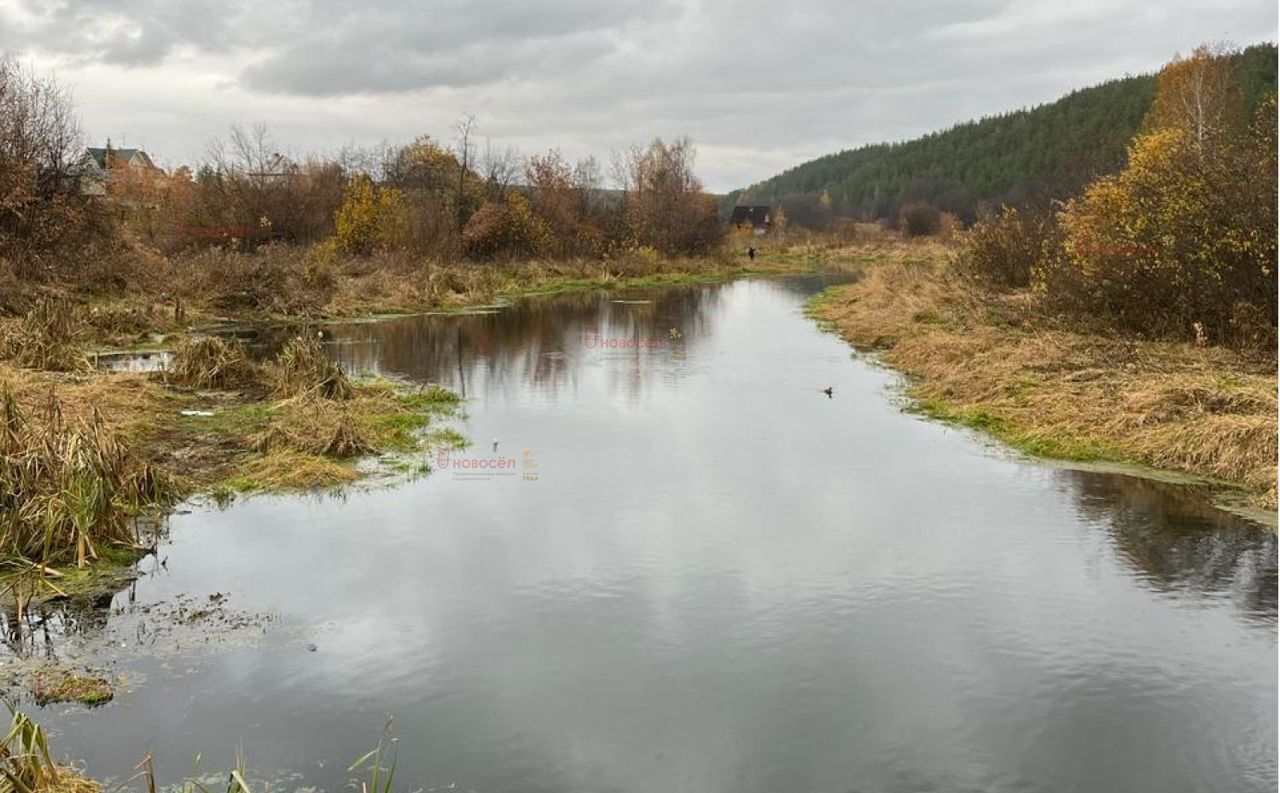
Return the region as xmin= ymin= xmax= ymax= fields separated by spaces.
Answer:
xmin=0 ymin=0 xmax=1274 ymax=192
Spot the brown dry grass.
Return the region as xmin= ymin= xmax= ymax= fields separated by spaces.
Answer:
xmin=30 ymin=768 xmax=99 ymax=793
xmin=0 ymin=298 xmax=88 ymax=372
xmin=37 ymin=240 xmax=859 ymax=346
xmin=0 ymin=339 xmax=459 ymax=509
xmin=0 ymin=708 xmax=101 ymax=793
xmin=320 ymin=251 xmax=764 ymax=315
xmin=812 ymin=260 xmax=1277 ymax=508
xmin=234 ymin=450 xmax=361 ymax=491
xmin=163 ymin=336 xmax=260 ymax=392
xmin=161 ymin=246 xmax=742 ymax=320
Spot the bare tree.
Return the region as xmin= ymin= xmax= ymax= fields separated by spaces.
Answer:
xmin=198 ymin=124 xmax=342 ymax=246
xmin=0 ymin=56 xmax=82 ymax=191
xmin=0 ymin=56 xmax=92 ymax=271
xmin=452 ymin=114 xmax=478 ymax=230
xmin=572 ymin=155 xmax=602 ymax=214
xmin=480 ymin=138 xmax=522 ymax=200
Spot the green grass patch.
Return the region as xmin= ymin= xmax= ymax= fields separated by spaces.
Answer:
xmin=31 ymin=670 xmax=113 ymax=706
xmin=911 ymin=394 xmax=1128 ymax=464
xmin=425 ymin=427 xmax=469 ymax=449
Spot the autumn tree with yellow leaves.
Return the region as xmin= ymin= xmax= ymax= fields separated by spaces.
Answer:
xmin=334 ymin=176 xmax=408 ymax=255
xmin=1045 ymin=44 xmax=1276 ymax=346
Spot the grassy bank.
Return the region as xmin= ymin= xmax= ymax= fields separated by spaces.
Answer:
xmin=0 ymin=332 xmax=463 ymax=613
xmin=1 ymin=343 xmax=462 ymax=498
xmin=1 ymin=235 xmax=893 ymax=337
xmin=810 ymin=260 xmax=1277 ymax=510
xmin=326 ymin=252 xmax=827 ymax=314
xmin=30 ymin=247 xmax=847 ymax=332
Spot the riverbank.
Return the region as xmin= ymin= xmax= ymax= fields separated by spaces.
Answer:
xmin=810 ymin=260 xmax=1277 ymax=511
xmin=41 ymin=248 xmax=858 ymax=335
xmin=0 ymin=334 xmax=463 ymax=702
xmin=0 ymin=345 xmax=462 ymax=500
xmin=0 ymin=245 xmax=880 ymax=509
xmin=0 ymin=247 xmax=872 ymax=581
xmin=4 ymin=268 xmax=1275 ymax=793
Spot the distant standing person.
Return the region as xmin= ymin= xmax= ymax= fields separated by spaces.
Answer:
xmin=747 ymin=246 xmax=756 ymax=261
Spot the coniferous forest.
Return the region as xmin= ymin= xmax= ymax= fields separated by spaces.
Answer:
xmin=728 ymin=43 xmax=1276 ymax=224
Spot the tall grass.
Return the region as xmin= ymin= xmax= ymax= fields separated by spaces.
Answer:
xmin=0 ymin=707 xmax=97 ymax=793
xmin=0 ymin=389 xmax=173 ymax=571
xmin=0 ymin=298 xmax=87 ymax=373
xmin=348 ymin=720 xmax=398 ymax=793
xmin=164 ymin=337 xmax=259 ymax=391
xmin=271 ymin=336 xmax=353 ymax=400
xmin=0 ymin=708 xmax=400 ymax=793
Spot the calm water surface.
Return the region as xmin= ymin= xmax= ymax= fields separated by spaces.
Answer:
xmin=22 ymin=277 xmax=1279 ymax=793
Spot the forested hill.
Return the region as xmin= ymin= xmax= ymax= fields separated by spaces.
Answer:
xmin=728 ymin=43 xmax=1277 ymax=224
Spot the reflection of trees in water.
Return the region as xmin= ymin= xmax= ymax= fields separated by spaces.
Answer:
xmin=300 ymin=285 xmax=727 ymax=402
xmin=0 ymin=525 xmax=163 ymax=659
xmin=0 ymin=581 xmax=131 ymax=659
xmin=1053 ymin=469 xmax=1277 ymax=621
xmin=771 ymin=271 xmax=861 ymax=297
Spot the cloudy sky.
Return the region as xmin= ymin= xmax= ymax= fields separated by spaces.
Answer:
xmin=0 ymin=0 xmax=1274 ymax=191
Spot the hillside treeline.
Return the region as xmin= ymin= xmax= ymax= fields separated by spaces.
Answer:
xmin=958 ymin=44 xmax=1277 ymax=349
xmin=730 ymin=43 xmax=1277 ymax=227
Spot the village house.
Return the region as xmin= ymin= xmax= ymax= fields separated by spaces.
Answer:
xmin=729 ymin=204 xmax=773 ymax=235
xmin=79 ymin=143 xmax=161 ymax=196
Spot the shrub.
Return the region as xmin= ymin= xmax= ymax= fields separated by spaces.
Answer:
xmin=1053 ymin=118 xmax=1275 ymax=344
xmin=462 ymin=192 xmax=549 ymax=260
xmin=1046 ymin=48 xmax=1277 ymax=346
xmin=0 ymin=59 xmax=114 ymax=282
xmin=898 ymin=202 xmax=941 ymax=237
xmin=334 ymin=177 xmax=409 ymax=255
xmin=958 ymin=207 xmax=1056 ymax=289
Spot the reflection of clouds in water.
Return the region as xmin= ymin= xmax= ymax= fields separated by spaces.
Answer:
xmin=16 ymin=275 xmax=1276 ymax=793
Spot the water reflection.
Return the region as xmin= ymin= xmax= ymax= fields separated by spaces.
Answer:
xmin=93 ymin=350 xmax=171 ymax=373
xmin=13 ymin=275 xmax=1276 ymax=793
xmin=301 ymin=286 xmax=728 ymax=404
xmin=0 ymin=588 xmax=119 ymax=657
xmin=1053 ymin=469 xmax=1277 ymax=620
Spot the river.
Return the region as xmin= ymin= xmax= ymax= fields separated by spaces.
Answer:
xmin=19 ymin=275 xmax=1278 ymax=793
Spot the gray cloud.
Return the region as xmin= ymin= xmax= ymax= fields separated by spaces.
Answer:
xmin=238 ymin=0 xmax=661 ymax=95
xmin=0 ymin=0 xmax=257 ymax=64
xmin=0 ymin=0 xmax=1275 ymax=190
